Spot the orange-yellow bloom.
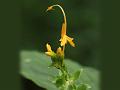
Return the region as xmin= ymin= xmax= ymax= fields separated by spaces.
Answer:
xmin=45 ymin=43 xmax=64 ymax=57
xmin=56 ymin=47 xmax=64 ymax=56
xmin=45 ymin=43 xmax=55 ymax=56
xmin=60 ymin=35 xmax=75 ymax=47
xmin=60 ymin=22 xmax=75 ymax=47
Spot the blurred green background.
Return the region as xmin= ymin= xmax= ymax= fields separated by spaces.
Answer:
xmin=21 ymin=0 xmax=100 ymax=89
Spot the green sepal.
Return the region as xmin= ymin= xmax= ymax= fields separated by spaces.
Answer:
xmin=50 ymin=54 xmax=64 ymax=69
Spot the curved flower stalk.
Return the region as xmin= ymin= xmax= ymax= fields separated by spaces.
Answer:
xmin=46 ymin=4 xmax=75 ymax=54
xmin=45 ymin=4 xmax=90 ymax=90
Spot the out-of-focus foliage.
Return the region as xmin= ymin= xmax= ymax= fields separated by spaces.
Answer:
xmin=20 ymin=51 xmax=100 ymax=90
xmin=22 ymin=0 xmax=100 ymax=69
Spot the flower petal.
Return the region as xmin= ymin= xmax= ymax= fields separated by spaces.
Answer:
xmin=46 ymin=43 xmax=52 ymax=52
xmin=61 ymin=23 xmax=66 ymax=37
xmin=66 ymin=36 xmax=75 ymax=47
xmin=45 ymin=52 xmax=53 ymax=56
xmin=60 ymin=35 xmax=67 ymax=46
xmin=68 ymin=40 xmax=75 ymax=47
xmin=57 ymin=47 xmax=62 ymax=54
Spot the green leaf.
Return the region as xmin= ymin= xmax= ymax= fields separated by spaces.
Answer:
xmin=67 ymin=84 xmax=77 ymax=90
xmin=77 ymin=84 xmax=87 ymax=90
xmin=55 ymin=77 xmax=65 ymax=88
xmin=77 ymin=84 xmax=91 ymax=90
xmin=20 ymin=51 xmax=100 ymax=90
xmin=72 ymin=70 xmax=81 ymax=81
xmin=68 ymin=85 xmax=74 ymax=90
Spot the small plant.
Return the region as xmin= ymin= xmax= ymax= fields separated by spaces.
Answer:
xmin=45 ymin=4 xmax=91 ymax=90
xmin=20 ymin=2 xmax=100 ymax=90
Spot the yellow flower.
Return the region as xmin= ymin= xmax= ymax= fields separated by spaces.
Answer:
xmin=45 ymin=43 xmax=55 ymax=56
xmin=56 ymin=47 xmax=64 ymax=56
xmin=60 ymin=23 xmax=75 ymax=47
xmin=45 ymin=43 xmax=64 ymax=57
